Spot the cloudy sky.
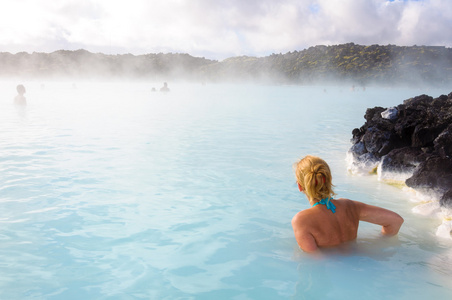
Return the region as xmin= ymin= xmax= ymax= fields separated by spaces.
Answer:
xmin=0 ymin=0 xmax=451 ymax=60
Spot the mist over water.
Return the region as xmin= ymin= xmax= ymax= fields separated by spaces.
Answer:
xmin=1 ymin=81 xmax=451 ymax=299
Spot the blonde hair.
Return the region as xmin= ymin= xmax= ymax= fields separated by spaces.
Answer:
xmin=294 ymin=155 xmax=335 ymax=201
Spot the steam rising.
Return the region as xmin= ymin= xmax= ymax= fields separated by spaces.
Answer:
xmin=1 ymin=44 xmax=451 ymax=89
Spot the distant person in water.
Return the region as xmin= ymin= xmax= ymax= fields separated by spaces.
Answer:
xmin=292 ymin=155 xmax=404 ymax=253
xmin=14 ymin=84 xmax=26 ymax=105
xmin=160 ymin=82 xmax=170 ymax=92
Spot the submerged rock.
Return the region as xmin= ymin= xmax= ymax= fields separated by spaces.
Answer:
xmin=349 ymin=92 xmax=452 ymax=208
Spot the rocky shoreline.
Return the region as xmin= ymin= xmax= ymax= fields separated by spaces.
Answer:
xmin=348 ymin=92 xmax=452 ymax=237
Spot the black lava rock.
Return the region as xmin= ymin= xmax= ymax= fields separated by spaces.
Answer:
xmin=349 ymin=92 xmax=452 ymax=207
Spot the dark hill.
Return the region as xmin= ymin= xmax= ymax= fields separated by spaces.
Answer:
xmin=2 ymin=43 xmax=452 ymax=86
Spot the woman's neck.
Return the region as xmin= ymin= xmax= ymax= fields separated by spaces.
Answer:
xmin=308 ymin=197 xmax=320 ymax=206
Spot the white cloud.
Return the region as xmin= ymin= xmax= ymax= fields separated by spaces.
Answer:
xmin=0 ymin=0 xmax=450 ymax=59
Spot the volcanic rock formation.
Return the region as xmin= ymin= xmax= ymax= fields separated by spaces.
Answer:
xmin=349 ymin=92 xmax=452 ymax=207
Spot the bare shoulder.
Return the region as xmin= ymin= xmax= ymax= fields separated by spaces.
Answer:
xmin=291 ymin=209 xmax=317 ymax=235
xmin=292 ymin=209 xmax=314 ymax=226
xmin=291 ymin=210 xmax=318 ymax=253
xmin=332 ymin=198 xmax=359 ymax=209
xmin=333 ymin=198 xmax=385 ymax=216
xmin=333 ymin=197 xmax=351 ymax=203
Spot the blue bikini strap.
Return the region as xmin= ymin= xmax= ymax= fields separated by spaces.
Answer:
xmin=312 ymin=198 xmax=336 ymax=213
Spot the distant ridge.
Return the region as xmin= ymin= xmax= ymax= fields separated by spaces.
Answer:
xmin=1 ymin=43 xmax=452 ymax=86
xmin=0 ymin=50 xmax=214 ymax=80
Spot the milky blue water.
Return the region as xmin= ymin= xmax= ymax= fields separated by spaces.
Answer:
xmin=1 ymin=81 xmax=452 ymax=299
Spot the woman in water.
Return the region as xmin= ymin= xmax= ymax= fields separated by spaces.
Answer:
xmin=292 ymin=155 xmax=404 ymax=253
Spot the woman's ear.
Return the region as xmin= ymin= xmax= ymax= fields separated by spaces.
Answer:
xmin=297 ymin=183 xmax=303 ymax=192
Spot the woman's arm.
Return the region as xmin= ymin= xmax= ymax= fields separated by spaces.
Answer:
xmin=292 ymin=213 xmax=319 ymax=253
xmin=356 ymin=201 xmax=404 ymax=235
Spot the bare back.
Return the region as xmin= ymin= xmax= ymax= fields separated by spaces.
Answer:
xmin=293 ymin=199 xmax=360 ymax=248
xmin=291 ymin=198 xmax=403 ymax=253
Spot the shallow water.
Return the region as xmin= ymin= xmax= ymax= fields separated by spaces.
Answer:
xmin=1 ymin=81 xmax=451 ymax=299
